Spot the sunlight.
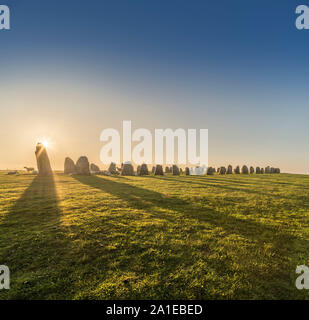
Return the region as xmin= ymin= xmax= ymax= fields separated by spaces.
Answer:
xmin=42 ymin=140 xmax=49 ymax=148
xmin=37 ymin=138 xmax=53 ymax=150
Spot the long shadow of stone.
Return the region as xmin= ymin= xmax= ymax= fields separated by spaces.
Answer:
xmin=0 ymin=175 xmax=71 ymax=299
xmin=72 ymin=175 xmax=302 ymax=245
xmin=72 ymin=175 xmax=308 ymax=299
xmin=149 ymin=176 xmax=297 ymax=200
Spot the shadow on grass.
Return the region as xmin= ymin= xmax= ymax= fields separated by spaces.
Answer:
xmin=72 ymin=175 xmax=302 ymax=245
xmin=148 ymin=175 xmax=299 ymax=200
xmin=0 ymin=175 xmax=73 ymax=299
xmin=72 ymin=175 xmax=308 ymax=299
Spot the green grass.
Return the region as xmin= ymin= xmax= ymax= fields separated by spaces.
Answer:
xmin=0 ymin=171 xmax=308 ymax=299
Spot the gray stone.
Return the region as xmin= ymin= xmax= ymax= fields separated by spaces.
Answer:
xmin=64 ymin=157 xmax=76 ymax=174
xmin=227 ymin=165 xmax=233 ymax=174
xmin=265 ymin=166 xmax=271 ymax=174
xmin=219 ymin=166 xmax=226 ymax=175
xmin=172 ymin=165 xmax=180 ymax=175
xmin=136 ymin=165 xmax=141 ymax=175
xmin=90 ymin=163 xmax=100 ymax=173
xmin=155 ymin=165 xmax=164 ymax=175
xmin=76 ymin=156 xmax=90 ymax=175
xmin=35 ymin=143 xmax=53 ymax=176
xmin=121 ymin=162 xmax=134 ymax=176
xmin=139 ymin=164 xmax=149 ymax=175
xmin=256 ymin=166 xmax=261 ymax=174
xmin=250 ymin=166 xmax=254 ymax=174
xmin=108 ymin=162 xmax=118 ymax=174
xmin=242 ymin=165 xmax=249 ymax=174
xmin=185 ymin=167 xmax=190 ymax=175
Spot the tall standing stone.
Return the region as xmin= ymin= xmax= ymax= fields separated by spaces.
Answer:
xmin=250 ymin=166 xmax=254 ymax=174
xmin=227 ymin=165 xmax=233 ymax=174
xmin=172 ymin=165 xmax=180 ymax=175
xmin=35 ymin=143 xmax=53 ymax=177
xmin=207 ymin=167 xmax=214 ymax=175
xmin=108 ymin=162 xmax=118 ymax=174
xmin=76 ymin=156 xmax=90 ymax=175
xmin=256 ymin=166 xmax=261 ymax=174
xmin=185 ymin=167 xmax=190 ymax=175
xmin=261 ymin=168 xmax=265 ymax=174
xmin=234 ymin=166 xmax=240 ymax=174
xmin=136 ymin=165 xmax=141 ymax=175
xmin=121 ymin=161 xmax=134 ymax=176
xmin=139 ymin=164 xmax=149 ymax=175
xmin=219 ymin=166 xmax=226 ymax=175
xmin=242 ymin=165 xmax=249 ymax=174
xmin=64 ymin=157 xmax=76 ymax=174
xmin=154 ymin=165 xmax=164 ymax=175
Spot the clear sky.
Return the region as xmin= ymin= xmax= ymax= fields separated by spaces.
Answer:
xmin=0 ymin=0 xmax=308 ymax=173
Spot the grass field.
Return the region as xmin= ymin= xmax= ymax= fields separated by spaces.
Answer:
xmin=0 ymin=171 xmax=308 ymax=300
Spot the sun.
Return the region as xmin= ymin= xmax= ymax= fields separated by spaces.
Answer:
xmin=42 ymin=140 xmax=49 ymax=148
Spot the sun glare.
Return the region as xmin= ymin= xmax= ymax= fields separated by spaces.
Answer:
xmin=42 ymin=140 xmax=49 ymax=148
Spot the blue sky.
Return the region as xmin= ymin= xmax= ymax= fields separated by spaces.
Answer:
xmin=0 ymin=0 xmax=308 ymax=172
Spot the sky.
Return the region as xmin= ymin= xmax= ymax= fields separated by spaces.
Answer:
xmin=0 ymin=0 xmax=308 ymax=173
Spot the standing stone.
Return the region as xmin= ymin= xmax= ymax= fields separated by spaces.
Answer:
xmin=219 ymin=166 xmax=226 ymax=175
xmin=35 ymin=143 xmax=53 ymax=177
xmin=242 ymin=165 xmax=249 ymax=174
xmin=136 ymin=165 xmax=141 ymax=175
xmin=185 ymin=167 xmax=190 ymax=175
xmin=217 ymin=167 xmax=220 ymax=173
xmin=152 ymin=166 xmax=156 ymax=174
xmin=265 ymin=166 xmax=271 ymax=174
xmin=121 ymin=161 xmax=134 ymax=176
xmin=108 ymin=162 xmax=118 ymax=174
xmin=155 ymin=165 xmax=164 ymax=175
xmin=139 ymin=164 xmax=149 ymax=175
xmin=172 ymin=165 xmax=180 ymax=175
xmin=227 ymin=165 xmax=233 ymax=174
xmin=207 ymin=167 xmax=214 ymax=175
xmin=256 ymin=166 xmax=261 ymax=174
xmin=270 ymin=167 xmax=275 ymax=174
xmin=165 ymin=166 xmax=170 ymax=173
xmin=76 ymin=156 xmax=90 ymax=175
xmin=261 ymin=168 xmax=264 ymax=174
xmin=274 ymin=168 xmax=280 ymax=174
xmin=180 ymin=168 xmax=183 ymax=174
xmin=234 ymin=166 xmax=240 ymax=174
xmin=64 ymin=157 xmax=76 ymax=174
xmin=250 ymin=166 xmax=254 ymax=174
xmin=90 ymin=163 xmax=100 ymax=173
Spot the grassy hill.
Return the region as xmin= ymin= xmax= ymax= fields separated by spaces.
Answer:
xmin=0 ymin=171 xmax=308 ymax=299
